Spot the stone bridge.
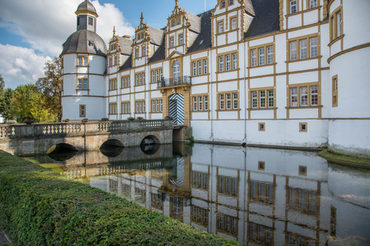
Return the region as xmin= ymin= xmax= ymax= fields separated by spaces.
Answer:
xmin=0 ymin=120 xmax=173 ymax=156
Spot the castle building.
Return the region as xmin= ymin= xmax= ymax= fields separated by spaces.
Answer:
xmin=61 ymin=0 xmax=370 ymax=156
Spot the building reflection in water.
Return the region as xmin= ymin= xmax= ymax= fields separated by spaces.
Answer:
xmin=53 ymin=143 xmax=370 ymax=245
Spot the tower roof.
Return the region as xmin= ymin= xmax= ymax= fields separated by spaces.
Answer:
xmin=61 ymin=30 xmax=107 ymax=56
xmin=75 ymin=0 xmax=98 ymax=17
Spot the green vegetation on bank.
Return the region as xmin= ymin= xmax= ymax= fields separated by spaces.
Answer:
xmin=318 ymin=149 xmax=370 ymax=169
xmin=0 ymin=151 xmax=238 ymax=245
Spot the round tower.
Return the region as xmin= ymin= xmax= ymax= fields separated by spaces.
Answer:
xmin=61 ymin=0 xmax=107 ymax=121
xmin=327 ymin=0 xmax=370 ymax=156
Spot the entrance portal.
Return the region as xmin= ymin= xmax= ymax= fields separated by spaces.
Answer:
xmin=169 ymin=93 xmax=184 ymax=125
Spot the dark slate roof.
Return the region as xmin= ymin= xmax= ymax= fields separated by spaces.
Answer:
xmin=149 ymin=35 xmax=165 ymax=63
xmin=76 ymin=0 xmax=97 ymax=15
xmin=62 ymin=30 xmax=107 ymax=56
xmin=245 ymin=0 xmax=279 ymax=38
xmin=187 ymin=10 xmax=212 ymax=54
xmin=120 ymin=55 xmax=132 ymax=70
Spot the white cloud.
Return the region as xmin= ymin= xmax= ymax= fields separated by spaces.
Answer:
xmin=0 ymin=44 xmax=51 ymax=88
xmin=0 ymin=0 xmax=134 ymax=87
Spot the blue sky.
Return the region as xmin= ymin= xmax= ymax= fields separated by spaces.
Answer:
xmin=0 ymin=0 xmax=217 ymax=88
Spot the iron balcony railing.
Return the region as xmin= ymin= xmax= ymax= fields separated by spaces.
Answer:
xmin=157 ymin=76 xmax=191 ymax=88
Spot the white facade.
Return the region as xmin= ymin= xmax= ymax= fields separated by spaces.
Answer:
xmin=62 ymin=0 xmax=370 ymax=155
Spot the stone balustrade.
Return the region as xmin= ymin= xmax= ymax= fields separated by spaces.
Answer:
xmin=0 ymin=120 xmax=173 ymax=140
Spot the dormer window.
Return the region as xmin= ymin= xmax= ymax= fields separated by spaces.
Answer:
xmin=142 ymin=46 xmax=146 ymax=57
xmin=171 ymin=19 xmax=176 ymax=27
xmin=309 ymin=0 xmax=317 ymax=9
xmin=217 ymin=21 xmax=224 ymax=34
xmin=179 ymin=34 xmax=184 ymax=45
xmin=229 ymin=0 xmax=234 ymax=5
xmin=170 ymin=37 xmax=175 ymax=48
xmin=177 ymin=17 xmax=181 ymax=25
xmin=221 ymin=1 xmax=226 ymax=8
xmin=88 ymin=17 xmax=93 ymax=26
xmin=230 ymin=17 xmax=237 ymax=30
xmin=135 ymin=47 xmax=139 ymax=58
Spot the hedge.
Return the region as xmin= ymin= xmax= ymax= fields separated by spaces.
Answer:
xmin=0 ymin=151 xmax=239 ymax=245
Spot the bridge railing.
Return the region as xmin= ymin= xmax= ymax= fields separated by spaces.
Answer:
xmin=0 ymin=119 xmax=173 ymax=139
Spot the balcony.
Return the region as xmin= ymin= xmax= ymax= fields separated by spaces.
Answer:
xmin=157 ymin=76 xmax=191 ymax=89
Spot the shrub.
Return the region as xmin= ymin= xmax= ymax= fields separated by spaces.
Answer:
xmin=0 ymin=151 xmax=238 ymax=246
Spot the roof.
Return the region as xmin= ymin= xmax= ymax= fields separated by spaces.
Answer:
xmin=244 ymin=0 xmax=255 ymax=16
xmin=76 ymin=0 xmax=97 ymax=15
xmin=62 ymin=30 xmax=107 ymax=56
xmin=185 ymin=12 xmax=201 ymax=33
xmin=187 ymin=11 xmax=212 ymax=53
xmin=245 ymin=0 xmax=279 ymax=38
xmin=148 ymin=27 xmax=164 ymax=46
xmin=118 ymin=37 xmax=133 ymax=55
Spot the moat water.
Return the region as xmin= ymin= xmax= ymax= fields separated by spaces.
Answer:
xmin=27 ymin=143 xmax=370 ymax=245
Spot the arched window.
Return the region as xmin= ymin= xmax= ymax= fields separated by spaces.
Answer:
xmin=173 ymin=60 xmax=180 ymax=83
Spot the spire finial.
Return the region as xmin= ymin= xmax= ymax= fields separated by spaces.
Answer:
xmin=175 ymin=0 xmax=179 ymax=7
xmin=140 ymin=12 xmax=144 ymax=24
xmin=113 ymin=26 xmax=116 ymax=36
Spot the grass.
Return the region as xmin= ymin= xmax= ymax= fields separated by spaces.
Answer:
xmin=318 ymin=149 xmax=370 ymax=169
xmin=0 ymin=151 xmax=239 ymax=246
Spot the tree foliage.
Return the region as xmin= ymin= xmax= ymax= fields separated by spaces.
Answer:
xmin=9 ymin=84 xmax=57 ymax=123
xmin=36 ymin=57 xmax=63 ymax=121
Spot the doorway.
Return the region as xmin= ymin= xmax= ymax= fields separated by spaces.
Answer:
xmin=169 ymin=93 xmax=184 ymax=125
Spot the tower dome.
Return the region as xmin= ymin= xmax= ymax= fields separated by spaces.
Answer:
xmin=75 ymin=0 xmax=98 ymax=17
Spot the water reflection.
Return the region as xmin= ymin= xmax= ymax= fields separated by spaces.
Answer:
xmin=35 ymin=143 xmax=370 ymax=245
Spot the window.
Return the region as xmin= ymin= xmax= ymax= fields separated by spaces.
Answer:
xmin=172 ymin=60 xmax=180 ymax=80
xmin=229 ymin=0 xmax=234 ymax=5
xmin=220 ymin=1 xmax=226 ymax=8
xmin=151 ymin=193 xmax=163 ymax=210
xmin=258 ymin=161 xmax=265 ymax=170
xmin=250 ymin=88 xmax=274 ymax=109
xmin=121 ymin=101 xmax=130 ymax=114
xmin=218 ymin=92 xmax=238 ymax=110
xmin=192 ymin=171 xmax=208 ymax=189
xmin=230 ymin=17 xmax=237 ymax=30
xmin=289 ymin=36 xmax=318 ymax=61
xmin=108 ymin=103 xmax=117 ymax=115
xmin=258 ymin=48 xmax=265 ymax=66
xmin=309 ymin=0 xmax=317 ymax=8
xmin=249 ymin=180 xmax=274 ymax=204
xmin=299 ymin=165 xmax=307 ymax=176
xmin=135 ymin=100 xmax=145 ymax=114
xmin=114 ymin=55 xmax=118 ymax=66
xmin=142 ymin=46 xmax=146 ymax=57
xmin=191 ymin=206 xmax=209 ymax=227
xmin=248 ymin=222 xmax=273 ymax=245
xmin=88 ymin=17 xmax=93 ymax=26
xmin=170 ymin=37 xmax=174 ymax=48
xmin=77 ymin=78 xmax=88 ymax=90
xmin=332 ymin=75 xmax=338 ymax=107
xmin=250 ymin=45 xmax=273 ymax=67
xmin=192 ymin=62 xmax=197 ymax=76
xmin=170 ymin=197 xmax=183 ymax=221
xmin=218 ymin=52 xmax=237 ymax=72
xmin=135 ymin=47 xmax=139 ymax=58
xmin=330 ymin=8 xmax=343 ymax=41
xmin=288 ymin=187 xmax=317 ymax=214
xmin=217 ymin=21 xmax=224 ymax=34
xmin=198 ymin=60 xmax=202 ymax=75
xmin=79 ymin=105 xmax=86 ymax=117
xmin=77 ymin=56 xmax=88 ymax=66
xmin=177 ymin=17 xmax=181 ymax=25
xmin=179 ymin=34 xmax=184 ymax=45
xmin=192 ymin=95 xmax=209 ymax=111
xmin=121 ymin=75 xmax=130 ymax=88
xmin=290 ymin=0 xmax=297 ymax=14
xmin=108 ymin=56 xmax=113 ymax=67
xmin=108 ymin=78 xmax=117 ymax=91
xmin=151 ymin=99 xmax=163 ymax=113
xmin=330 ymin=206 xmax=337 ymax=238
xmin=289 ymin=84 xmax=319 ymax=107
xmin=258 ymin=122 xmax=265 ymax=132
xmin=203 ymin=59 xmax=208 ymax=74
xmin=299 ymin=122 xmax=308 ymax=132
xmin=217 ymin=175 xmax=238 ymax=196
xmin=151 ymin=68 xmax=162 ymax=84
xmin=135 ymin=188 xmax=145 ymax=203
xmin=135 ymin=72 xmax=145 ymax=86
xmin=217 ymin=213 xmax=238 ymax=236
xmin=287 ymin=232 xmax=316 ymax=246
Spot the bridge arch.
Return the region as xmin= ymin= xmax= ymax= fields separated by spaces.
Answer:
xmin=100 ymin=139 xmax=124 ymax=157
xmin=46 ymin=143 xmax=78 ymax=161
xmin=140 ymin=135 xmax=160 ymax=155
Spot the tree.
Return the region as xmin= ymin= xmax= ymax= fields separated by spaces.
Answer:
xmin=36 ymin=57 xmax=63 ymax=121
xmin=10 ymin=84 xmax=57 ymax=123
xmin=0 ymin=75 xmax=14 ymax=121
